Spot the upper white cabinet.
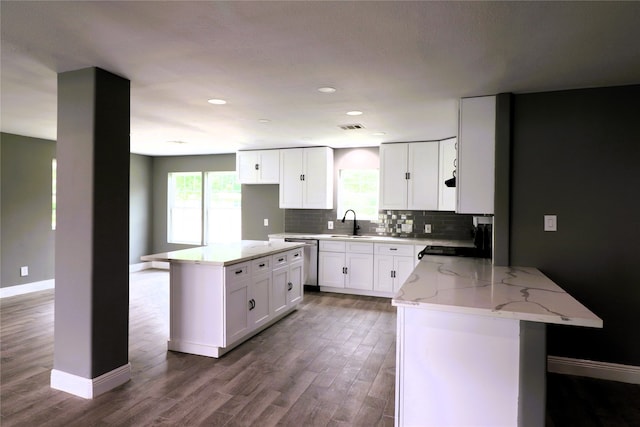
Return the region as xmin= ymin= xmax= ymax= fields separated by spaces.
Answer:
xmin=237 ymin=149 xmax=280 ymax=184
xmin=457 ymin=96 xmax=495 ymax=214
xmin=438 ymin=138 xmax=457 ymax=211
xmin=379 ymin=142 xmax=439 ymax=210
xmin=279 ymin=147 xmax=333 ymax=209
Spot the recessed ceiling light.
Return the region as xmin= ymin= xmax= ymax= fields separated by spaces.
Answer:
xmin=167 ymin=140 xmax=187 ymax=144
xmin=258 ymin=119 xmax=271 ymax=123
xmin=207 ymin=98 xmax=227 ymax=105
xmin=373 ymin=132 xmax=386 ymax=136
xmin=346 ymin=110 xmax=363 ymax=116
xmin=317 ymin=87 xmax=336 ymax=93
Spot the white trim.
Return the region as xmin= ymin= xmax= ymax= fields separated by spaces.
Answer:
xmin=151 ymin=261 xmax=170 ymax=270
xmin=129 ymin=262 xmax=152 ymax=273
xmin=50 ymin=363 xmax=131 ymax=399
xmin=548 ymin=356 xmax=640 ymax=384
xmin=0 ymin=279 xmax=55 ymax=298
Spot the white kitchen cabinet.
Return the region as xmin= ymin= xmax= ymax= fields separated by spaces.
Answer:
xmin=271 ymin=248 xmax=304 ymax=316
xmin=438 ymin=138 xmax=457 ymax=211
xmin=279 ymin=147 xmax=333 ymax=209
xmin=373 ymin=243 xmax=415 ymax=293
xmin=379 ymin=141 xmax=439 ymax=211
xmin=237 ymin=149 xmax=280 ymax=184
xmin=318 ymin=240 xmax=374 ymax=291
xmin=224 ymin=262 xmax=252 ymax=345
xmin=457 ymin=96 xmax=495 ymax=214
xmin=250 ymin=257 xmax=272 ymax=329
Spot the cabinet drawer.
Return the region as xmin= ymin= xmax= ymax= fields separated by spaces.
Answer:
xmin=346 ymin=241 xmax=374 ymax=254
xmin=272 ymin=252 xmax=289 ymax=268
xmin=320 ymin=240 xmax=346 ymax=252
xmin=288 ymin=247 xmax=304 ymax=263
xmin=225 ymin=262 xmax=250 ymax=283
xmin=251 ymin=256 xmax=271 ymax=274
xmin=375 ymin=243 xmax=414 ymax=257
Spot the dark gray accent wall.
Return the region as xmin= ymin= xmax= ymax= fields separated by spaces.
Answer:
xmin=130 ymin=154 xmax=153 ymax=263
xmin=510 ymin=85 xmax=640 ymax=366
xmin=0 ymin=133 xmax=56 ymax=288
xmin=54 ymin=67 xmax=130 ymax=378
xmin=493 ymin=93 xmax=512 ymax=266
xmin=241 ymin=184 xmax=284 ymax=240
xmin=151 ymin=154 xmax=235 ymax=253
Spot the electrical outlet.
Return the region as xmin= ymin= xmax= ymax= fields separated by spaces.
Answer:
xmin=424 ymin=224 xmax=432 ymax=233
xmin=401 ymin=223 xmax=413 ymax=233
xmin=544 ymin=215 xmax=557 ymax=232
xmin=263 ymin=218 xmax=269 ymax=227
xmin=328 ymin=221 xmax=334 ymax=230
xmin=20 ymin=266 xmax=29 ymax=277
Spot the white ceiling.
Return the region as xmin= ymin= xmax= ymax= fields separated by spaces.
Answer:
xmin=2 ymin=1 xmax=639 ymax=156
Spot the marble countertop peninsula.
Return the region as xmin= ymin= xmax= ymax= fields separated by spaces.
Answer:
xmin=392 ymin=256 xmax=603 ymax=328
xmin=141 ymin=240 xmax=306 ymax=266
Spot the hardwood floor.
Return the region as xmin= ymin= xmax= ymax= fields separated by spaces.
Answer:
xmin=1 ymin=269 xmax=638 ymax=426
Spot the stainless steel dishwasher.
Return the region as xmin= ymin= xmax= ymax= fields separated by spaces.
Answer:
xmin=284 ymin=238 xmax=318 ymax=290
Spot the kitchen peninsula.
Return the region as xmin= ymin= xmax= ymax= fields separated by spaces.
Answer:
xmin=393 ymin=256 xmax=602 ymax=426
xmin=141 ymin=240 xmax=306 ymax=358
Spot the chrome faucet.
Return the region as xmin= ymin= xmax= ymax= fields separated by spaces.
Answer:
xmin=341 ymin=209 xmax=360 ymax=236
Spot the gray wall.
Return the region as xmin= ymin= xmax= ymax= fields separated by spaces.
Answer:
xmin=0 ymin=132 xmax=153 ymax=288
xmin=510 ymin=85 xmax=640 ymax=366
xmin=1 ymin=133 xmax=56 ymax=288
xmin=241 ymin=184 xmax=284 ymax=240
xmin=130 ymin=154 xmax=153 ymax=263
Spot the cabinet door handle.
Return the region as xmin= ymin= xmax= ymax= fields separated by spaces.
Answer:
xmin=255 ymin=163 xmax=259 ymax=170
xmin=288 ymin=282 xmax=293 ymax=291
xmin=390 ymin=248 xmax=398 ymax=251
xmin=259 ymin=263 xmax=266 ymax=267
xmin=392 ymin=270 xmax=397 ymax=278
xmin=235 ymin=269 xmax=243 ymax=275
xmin=344 ymin=267 xmax=348 ymax=275
xmin=293 ymin=253 xmax=300 ymax=258
xmin=278 ymin=257 xmax=285 ymax=262
xmin=300 ymin=174 xmax=304 ymax=181
xmin=406 ymin=172 xmax=411 ymax=180
xmin=248 ymin=299 xmax=255 ymax=310
xmin=390 ymin=270 xmax=394 ymax=278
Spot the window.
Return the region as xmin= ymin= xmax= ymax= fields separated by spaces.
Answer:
xmin=337 ymin=169 xmax=379 ymax=221
xmin=52 ymin=158 xmax=57 ymax=230
xmin=167 ymin=172 xmax=202 ymax=244
xmin=205 ymin=171 xmax=241 ymax=243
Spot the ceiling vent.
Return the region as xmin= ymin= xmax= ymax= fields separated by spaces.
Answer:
xmin=339 ymin=123 xmax=365 ymax=130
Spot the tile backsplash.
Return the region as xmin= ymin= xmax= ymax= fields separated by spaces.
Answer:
xmin=285 ymin=209 xmax=476 ymax=241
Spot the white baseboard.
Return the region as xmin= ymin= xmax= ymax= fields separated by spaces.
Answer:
xmin=151 ymin=261 xmax=170 ymax=270
xmin=0 ymin=279 xmax=55 ymax=298
xmin=50 ymin=363 xmax=131 ymax=399
xmin=129 ymin=262 xmax=152 ymax=273
xmin=548 ymin=356 xmax=640 ymax=384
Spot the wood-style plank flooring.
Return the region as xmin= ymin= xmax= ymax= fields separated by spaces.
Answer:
xmin=2 ymin=269 xmax=639 ymax=426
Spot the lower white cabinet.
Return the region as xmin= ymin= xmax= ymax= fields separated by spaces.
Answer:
xmin=374 ymin=243 xmax=415 ymax=293
xmin=319 ymin=240 xmax=374 ymax=292
xmin=271 ymin=248 xmax=303 ymax=316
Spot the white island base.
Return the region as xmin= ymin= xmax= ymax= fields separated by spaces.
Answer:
xmin=141 ymin=241 xmax=305 ymax=358
xmin=396 ymin=307 xmax=546 ymax=426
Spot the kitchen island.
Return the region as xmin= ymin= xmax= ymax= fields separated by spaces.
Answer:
xmin=141 ymin=240 xmax=306 ymax=357
xmin=392 ymin=256 xmax=602 ymax=427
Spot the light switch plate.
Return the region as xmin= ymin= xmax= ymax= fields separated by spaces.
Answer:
xmin=263 ymin=218 xmax=269 ymax=226
xmin=424 ymin=224 xmax=432 ymax=233
xmin=544 ymin=215 xmax=557 ymax=232
xmin=20 ymin=266 xmax=29 ymax=277
xmin=328 ymin=221 xmax=334 ymax=230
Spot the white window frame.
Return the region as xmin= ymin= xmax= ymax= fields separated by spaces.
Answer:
xmin=204 ymin=171 xmax=242 ymax=244
xmin=167 ymin=172 xmax=203 ymax=245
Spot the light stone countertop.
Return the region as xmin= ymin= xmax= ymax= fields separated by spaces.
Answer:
xmin=141 ymin=240 xmax=306 ymax=266
xmin=268 ymin=232 xmax=475 ymax=247
xmin=392 ymin=256 xmax=603 ymax=328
